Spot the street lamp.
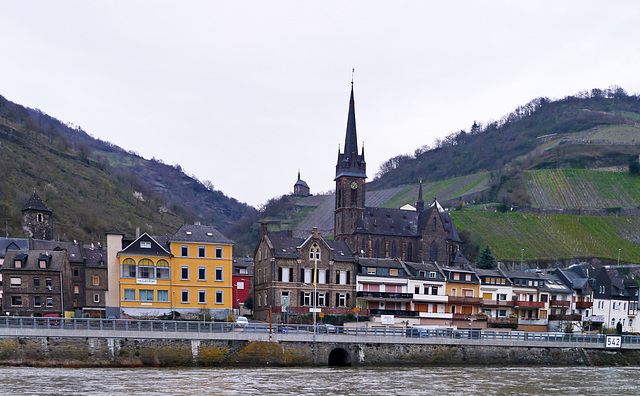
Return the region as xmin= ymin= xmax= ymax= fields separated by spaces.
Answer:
xmin=172 ymin=291 xmax=175 ymax=320
xmin=520 ymin=248 xmax=524 ymax=270
xmin=618 ymin=249 xmax=621 ymax=266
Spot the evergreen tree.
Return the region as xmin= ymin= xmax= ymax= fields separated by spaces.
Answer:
xmin=477 ymin=245 xmax=496 ymax=269
xmin=629 ymin=157 xmax=640 ymax=176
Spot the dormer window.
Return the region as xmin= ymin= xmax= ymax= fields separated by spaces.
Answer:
xmin=186 ymin=231 xmax=192 ymax=235
xmin=429 ymin=271 xmax=436 ymax=278
xmin=367 ymin=267 xmax=376 ymax=275
xmin=14 ymin=259 xmax=22 ymax=268
xmin=207 ymin=232 xmax=213 ymax=237
xmin=140 ymin=241 xmax=151 ymax=249
xmin=39 ymin=260 xmax=47 ymax=269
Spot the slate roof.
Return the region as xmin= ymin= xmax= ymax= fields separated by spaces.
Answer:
xmin=294 ymin=171 xmax=309 ymax=188
xmin=30 ymin=240 xmax=84 ymax=263
xmin=21 ymin=192 xmax=52 ymax=213
xmin=537 ymin=273 xmax=572 ymax=294
xmin=169 ymin=224 xmax=234 ymax=245
xmin=121 ymin=233 xmax=172 ymax=257
xmin=335 ymin=85 xmax=366 ymax=180
xmin=3 ymin=249 xmax=67 ymax=270
xmin=266 ymin=232 xmax=355 ymax=261
xmin=359 ymin=257 xmax=404 ymax=269
xmin=402 ymin=261 xmax=446 ymax=281
xmin=0 ymin=237 xmax=29 ymax=258
xmin=83 ymin=246 xmax=107 ymax=268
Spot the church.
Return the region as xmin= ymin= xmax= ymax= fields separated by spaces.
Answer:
xmin=333 ymin=83 xmax=466 ymax=266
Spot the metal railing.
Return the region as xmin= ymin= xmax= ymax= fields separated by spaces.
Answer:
xmin=1 ymin=316 xmax=639 ymax=347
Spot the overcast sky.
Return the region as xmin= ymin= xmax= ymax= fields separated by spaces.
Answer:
xmin=2 ymin=2 xmax=640 ymax=207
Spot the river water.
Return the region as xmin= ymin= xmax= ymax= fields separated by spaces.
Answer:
xmin=0 ymin=366 xmax=637 ymax=395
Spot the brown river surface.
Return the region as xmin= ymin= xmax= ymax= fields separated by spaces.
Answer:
xmin=0 ymin=366 xmax=637 ymax=395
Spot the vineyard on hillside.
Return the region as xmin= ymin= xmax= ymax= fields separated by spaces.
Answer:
xmin=451 ymin=211 xmax=640 ymax=262
xmin=382 ymin=172 xmax=491 ymax=209
xmin=525 ymin=169 xmax=640 ymax=209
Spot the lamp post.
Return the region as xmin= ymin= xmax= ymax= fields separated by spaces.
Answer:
xmin=520 ymin=248 xmax=524 ymax=270
xmin=313 ymin=252 xmax=317 ymax=339
xmin=618 ymin=249 xmax=621 ymax=266
xmin=172 ymin=291 xmax=175 ymax=320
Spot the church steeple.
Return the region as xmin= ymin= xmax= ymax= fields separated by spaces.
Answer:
xmin=335 ymin=82 xmax=366 ymax=180
xmin=416 ymin=180 xmax=424 ymax=212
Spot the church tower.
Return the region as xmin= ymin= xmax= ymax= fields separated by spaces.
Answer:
xmin=334 ymin=82 xmax=366 ymax=241
xmin=21 ymin=190 xmax=53 ymax=240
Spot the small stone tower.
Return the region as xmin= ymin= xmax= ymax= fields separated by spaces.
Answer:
xmin=293 ymin=170 xmax=311 ymax=196
xmin=21 ymin=190 xmax=53 ymax=240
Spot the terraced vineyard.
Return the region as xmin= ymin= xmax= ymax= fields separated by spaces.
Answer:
xmin=382 ymin=172 xmax=491 ymax=209
xmin=451 ymin=211 xmax=640 ymax=262
xmin=525 ymin=169 xmax=640 ymax=209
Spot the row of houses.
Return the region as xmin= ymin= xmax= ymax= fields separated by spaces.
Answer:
xmin=0 ymin=192 xmax=250 ymax=319
xmin=254 ymin=225 xmax=639 ymax=333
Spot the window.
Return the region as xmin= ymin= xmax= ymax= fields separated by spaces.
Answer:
xmin=304 ymin=269 xmax=312 ymax=284
xmin=465 ymin=274 xmax=472 ymax=281
xmin=10 ymin=277 xmax=21 ymax=287
xmin=199 ymin=290 xmax=207 ymax=304
xmin=318 ymin=293 xmax=326 ymax=306
xmin=498 ymin=309 xmax=507 ymax=317
xmin=415 ymin=286 xmax=420 ymax=294
xmin=198 ymin=266 xmax=206 ymax=281
xmin=73 ymin=268 xmax=80 ymax=277
xmin=198 ymin=246 xmax=206 ymax=258
xmin=122 ymin=258 xmax=136 ymax=278
xmin=432 ymin=286 xmax=438 ymax=295
xmin=303 ymin=292 xmax=311 ymax=306
xmin=237 ymin=281 xmax=245 ymax=290
xmin=156 ymin=260 xmax=170 ymax=280
xmin=124 ymin=289 xmax=135 ymax=301
xmin=453 ymin=273 xmax=460 ymax=281
xmin=93 ymin=293 xmax=100 ymax=303
xmin=429 ymin=272 xmax=436 ymax=278
xmin=540 ymin=294 xmax=548 ymax=302
xmin=46 ymin=297 xmax=53 ymax=307
xmin=318 ymin=270 xmax=326 ymax=284
xmin=367 ymin=267 xmax=376 ymax=275
xmin=181 ymin=289 xmax=189 ymax=303
xmin=281 ymin=291 xmax=289 ymax=306
xmin=429 ymin=241 xmax=438 ymax=261
xmin=11 ymin=296 xmax=22 ymax=306
xmin=14 ymin=259 xmax=21 ymax=268
xmin=37 ymin=213 xmax=43 ymax=222
xmin=34 ymin=296 xmax=41 ymax=307
xmin=92 ymin=275 xmax=100 ymax=286
xmin=338 ymin=293 xmax=347 ymax=307
xmin=215 ymin=247 xmax=223 ymax=259
xmin=34 ymin=277 xmax=40 ymax=287
xmin=181 ymin=266 xmax=189 ymax=280
xmin=74 ymin=285 xmax=80 ymax=294
xmin=138 ymin=258 xmax=154 ymax=279
xmin=140 ymin=241 xmax=151 ymax=249
xmin=181 ymin=245 xmax=188 ymax=257
xmin=338 ymin=270 xmax=347 ymax=285
xmin=389 ymin=269 xmax=399 ymax=277
xmin=157 ymin=290 xmax=169 ymax=302
xmin=139 ymin=290 xmax=154 ymax=301
xmin=215 ymin=290 xmax=223 ymax=304
xmin=498 ymin=294 xmax=507 ymax=301
xmin=38 ymin=259 xmax=47 ymax=269
xmin=215 ymin=267 xmax=223 ymax=281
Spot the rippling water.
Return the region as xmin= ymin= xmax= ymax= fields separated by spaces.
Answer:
xmin=0 ymin=366 xmax=638 ymax=395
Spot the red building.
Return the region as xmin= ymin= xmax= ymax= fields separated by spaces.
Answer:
xmin=232 ymin=257 xmax=253 ymax=315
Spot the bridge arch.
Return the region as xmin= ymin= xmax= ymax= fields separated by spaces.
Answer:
xmin=328 ymin=347 xmax=352 ymax=367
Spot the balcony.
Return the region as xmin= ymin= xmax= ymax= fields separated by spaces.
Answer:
xmin=575 ymin=301 xmax=593 ymax=309
xmin=514 ymin=300 xmax=545 ymax=308
xmin=418 ymin=311 xmax=453 ymax=320
xmin=517 ymin=317 xmax=548 ymax=326
xmin=482 ymin=299 xmax=515 ymax=308
xmin=549 ymin=300 xmax=571 ymax=308
xmin=356 ymin=291 xmax=414 ymax=301
xmin=370 ymin=309 xmax=419 ymax=317
xmin=412 ymin=294 xmax=448 ymax=303
xmin=448 ymin=296 xmax=482 ymax=305
xmin=453 ymin=313 xmax=488 ymax=321
xmin=488 ymin=317 xmax=517 ymax=325
xmin=548 ymin=314 xmax=582 ymax=321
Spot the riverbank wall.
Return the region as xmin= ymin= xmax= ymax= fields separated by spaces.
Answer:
xmin=2 ymin=337 xmax=640 ymax=367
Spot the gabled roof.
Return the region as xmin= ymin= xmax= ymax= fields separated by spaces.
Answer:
xmin=3 ymin=249 xmax=68 ymax=271
xmin=402 ymin=261 xmax=446 ymax=281
xmin=265 ymin=231 xmax=355 ymax=261
xmin=0 ymin=237 xmax=29 ymax=257
xmin=120 ymin=233 xmax=172 ymax=257
xmin=21 ymin=191 xmax=51 ymax=213
xmin=169 ymin=224 xmax=233 ymax=245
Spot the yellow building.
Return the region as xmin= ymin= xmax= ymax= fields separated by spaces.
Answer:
xmin=106 ymin=224 xmax=234 ymax=318
xmin=441 ymin=266 xmax=485 ymax=328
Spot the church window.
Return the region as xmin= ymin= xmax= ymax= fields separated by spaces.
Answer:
xmin=361 ymin=240 xmax=366 ymax=255
xmin=433 ymin=218 xmax=437 ymax=231
xmin=37 ymin=213 xmax=43 ymax=222
xmin=407 ymin=243 xmax=413 ymax=261
xmin=374 ymin=241 xmax=380 ymax=258
xmin=429 ymin=241 xmax=438 ymax=261
xmin=351 ymin=188 xmax=357 ymax=206
xmin=391 ymin=241 xmax=397 ymax=258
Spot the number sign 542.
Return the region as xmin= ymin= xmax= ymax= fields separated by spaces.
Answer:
xmin=606 ymin=336 xmax=622 ymax=349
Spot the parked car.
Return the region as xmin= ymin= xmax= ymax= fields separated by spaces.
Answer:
xmin=235 ymin=316 xmax=249 ymax=326
xmin=317 ymin=324 xmax=336 ymax=333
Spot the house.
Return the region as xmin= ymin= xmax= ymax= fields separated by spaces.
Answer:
xmin=592 ymin=267 xmax=632 ymax=332
xmin=293 ymin=170 xmax=311 ymax=197
xmin=1 ymin=249 xmax=73 ymax=316
xmin=0 ymin=237 xmax=29 ymax=306
xmin=252 ymin=226 xmax=356 ymax=323
xmin=503 ymin=270 xmax=548 ymax=332
xmin=476 ymin=267 xmax=516 ymax=328
xmin=404 ymin=261 xmax=449 ymax=326
xmin=555 ymin=265 xmax=594 ymax=323
xmin=441 ymin=265 xmax=485 ymax=329
xmin=232 ymin=257 xmax=253 ymax=315
xmin=356 ymin=258 xmax=412 ymax=324
xmin=106 ymin=223 xmax=234 ymax=318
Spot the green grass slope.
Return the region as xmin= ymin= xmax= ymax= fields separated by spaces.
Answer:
xmin=525 ymin=169 xmax=640 ymax=209
xmin=452 ymin=211 xmax=640 ymax=262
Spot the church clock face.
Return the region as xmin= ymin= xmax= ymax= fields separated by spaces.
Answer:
xmin=350 ymin=182 xmax=358 ymax=190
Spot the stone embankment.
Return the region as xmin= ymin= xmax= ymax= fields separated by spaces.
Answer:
xmin=3 ymin=337 xmax=640 ymax=367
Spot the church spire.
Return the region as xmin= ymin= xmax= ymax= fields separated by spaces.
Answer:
xmin=416 ymin=180 xmax=424 ymax=212
xmin=335 ymin=79 xmax=366 ymax=180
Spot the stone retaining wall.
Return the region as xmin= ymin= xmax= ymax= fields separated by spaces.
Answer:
xmin=2 ymin=337 xmax=640 ymax=367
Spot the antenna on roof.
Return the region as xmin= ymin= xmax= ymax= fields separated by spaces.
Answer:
xmin=351 ymin=68 xmax=355 ymax=85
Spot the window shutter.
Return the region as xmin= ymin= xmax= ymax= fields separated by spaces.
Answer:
xmin=347 ymin=271 xmax=351 ymax=284
xmin=300 ymin=291 xmax=304 ymax=306
xmin=336 ymin=293 xmax=340 ymax=308
xmin=300 ymin=268 xmax=304 ymax=283
xmin=336 ymin=271 xmax=339 ymax=284
xmin=278 ymin=267 xmax=283 ymax=282
xmin=288 ymin=268 xmax=293 ymax=282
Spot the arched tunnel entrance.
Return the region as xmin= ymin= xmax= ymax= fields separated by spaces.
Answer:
xmin=328 ymin=347 xmax=352 ymax=367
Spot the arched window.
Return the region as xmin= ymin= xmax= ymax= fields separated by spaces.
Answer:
xmin=156 ymin=259 xmax=170 ymax=280
xmin=122 ymin=258 xmax=136 ymax=278
xmin=361 ymin=239 xmax=366 ymax=255
xmin=351 ymin=188 xmax=357 ymax=206
xmin=391 ymin=241 xmax=397 ymax=258
xmin=430 ymin=241 xmax=438 ymax=262
xmin=309 ymin=243 xmax=320 ymax=261
xmin=374 ymin=240 xmax=380 ymax=258
xmin=407 ymin=243 xmax=413 ymax=261
xmin=337 ymin=186 xmax=342 ymax=208
xmin=137 ymin=258 xmax=155 ymax=279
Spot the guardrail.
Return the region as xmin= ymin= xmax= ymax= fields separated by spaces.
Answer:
xmin=1 ymin=316 xmax=639 ymax=347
